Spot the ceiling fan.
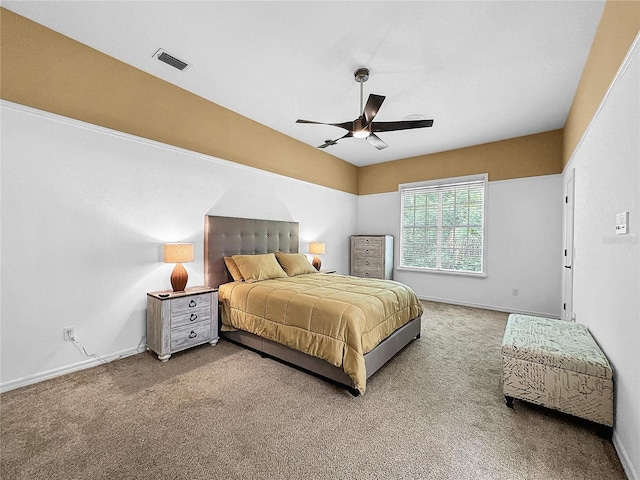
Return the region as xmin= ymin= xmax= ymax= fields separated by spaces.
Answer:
xmin=296 ymin=68 xmax=434 ymax=150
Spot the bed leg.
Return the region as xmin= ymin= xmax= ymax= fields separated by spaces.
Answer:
xmin=505 ymin=395 xmax=514 ymax=409
xmin=415 ymin=332 xmax=421 ymax=339
xmin=347 ymin=386 xmax=361 ymax=397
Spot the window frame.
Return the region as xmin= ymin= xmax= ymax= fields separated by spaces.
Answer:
xmin=398 ymin=174 xmax=488 ymax=277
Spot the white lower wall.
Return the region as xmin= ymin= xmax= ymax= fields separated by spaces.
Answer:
xmin=358 ymin=175 xmax=563 ymax=317
xmin=564 ymin=36 xmax=639 ymax=480
xmin=0 ymin=101 xmax=357 ymax=391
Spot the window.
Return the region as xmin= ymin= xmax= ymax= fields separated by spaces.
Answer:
xmin=399 ymin=174 xmax=487 ymax=276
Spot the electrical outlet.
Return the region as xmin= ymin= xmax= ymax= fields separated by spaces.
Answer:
xmin=512 ymin=288 xmax=519 ymax=296
xmin=63 ymin=327 xmax=75 ymax=342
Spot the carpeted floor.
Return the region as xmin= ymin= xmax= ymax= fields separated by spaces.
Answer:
xmin=0 ymin=301 xmax=627 ymax=479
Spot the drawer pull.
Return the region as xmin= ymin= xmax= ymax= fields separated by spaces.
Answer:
xmin=189 ymin=331 xmax=197 ymax=339
xmin=365 ymin=249 xmax=369 ymax=254
xmin=190 ymin=313 xmax=198 ymax=322
xmin=364 ymin=272 xmax=369 ymax=276
xmin=189 ymin=300 xmax=197 ymax=307
xmin=365 ymin=260 xmax=369 ymax=265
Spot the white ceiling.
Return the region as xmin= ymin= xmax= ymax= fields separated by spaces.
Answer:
xmin=3 ymin=1 xmax=605 ymax=167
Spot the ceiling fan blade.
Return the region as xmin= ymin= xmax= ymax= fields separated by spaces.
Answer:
xmin=296 ymin=119 xmax=353 ymax=131
xmin=296 ymin=119 xmax=327 ymax=125
xmin=366 ymin=133 xmax=388 ymax=150
xmin=371 ymin=119 xmax=434 ymax=132
xmin=317 ymin=131 xmax=353 ymax=149
xmin=363 ymin=94 xmax=385 ymax=125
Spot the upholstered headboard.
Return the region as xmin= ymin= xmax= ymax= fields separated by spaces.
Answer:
xmin=204 ymin=216 xmax=299 ymax=288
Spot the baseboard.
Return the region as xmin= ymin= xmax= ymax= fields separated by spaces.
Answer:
xmin=0 ymin=345 xmax=146 ymax=393
xmin=613 ymin=431 xmax=639 ymax=480
xmin=419 ymin=295 xmax=560 ymax=319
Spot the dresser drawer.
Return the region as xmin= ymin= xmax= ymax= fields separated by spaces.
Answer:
xmin=171 ymin=294 xmax=211 ymax=315
xmin=171 ymin=307 xmax=211 ymax=329
xmin=353 ymin=257 xmax=383 ymax=269
xmin=352 ymin=267 xmax=384 ymax=279
xmin=353 ymin=237 xmax=383 ymax=249
xmin=171 ymin=321 xmax=212 ymax=351
xmin=353 ymin=246 xmax=382 ymax=259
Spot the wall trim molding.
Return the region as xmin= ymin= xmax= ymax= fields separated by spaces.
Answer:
xmin=0 ymin=345 xmax=146 ymax=394
xmin=418 ymin=295 xmax=559 ymax=319
xmin=0 ymin=100 xmax=355 ymax=198
xmin=564 ymin=31 xmax=640 ymax=175
xmin=614 ymin=431 xmax=639 ymax=480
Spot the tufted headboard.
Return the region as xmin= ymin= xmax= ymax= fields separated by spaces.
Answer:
xmin=204 ymin=215 xmax=299 ymax=288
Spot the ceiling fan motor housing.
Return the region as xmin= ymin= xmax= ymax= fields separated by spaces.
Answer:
xmin=352 ymin=117 xmax=369 ymax=138
xmin=354 ymin=68 xmax=370 ymax=83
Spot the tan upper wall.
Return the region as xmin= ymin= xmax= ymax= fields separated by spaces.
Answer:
xmin=0 ymin=8 xmax=359 ymax=195
xmin=358 ymin=129 xmax=563 ymax=195
xmin=563 ymin=0 xmax=640 ymax=165
xmin=6 ymin=7 xmax=609 ymax=198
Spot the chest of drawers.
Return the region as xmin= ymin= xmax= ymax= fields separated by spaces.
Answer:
xmin=350 ymin=235 xmax=394 ymax=280
xmin=146 ymin=286 xmax=219 ymax=361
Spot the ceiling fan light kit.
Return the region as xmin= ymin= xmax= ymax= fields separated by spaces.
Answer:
xmin=296 ymin=67 xmax=434 ymax=150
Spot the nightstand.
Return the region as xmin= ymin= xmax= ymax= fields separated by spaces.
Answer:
xmin=146 ymin=286 xmax=219 ymax=361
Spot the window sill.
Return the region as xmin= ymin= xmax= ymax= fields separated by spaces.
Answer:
xmin=397 ymin=266 xmax=487 ymax=278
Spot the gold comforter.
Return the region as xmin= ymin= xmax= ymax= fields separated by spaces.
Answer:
xmin=218 ymin=273 xmax=423 ymax=394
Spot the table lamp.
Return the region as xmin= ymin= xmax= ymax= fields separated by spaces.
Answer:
xmin=309 ymin=242 xmax=325 ymax=271
xmin=163 ymin=243 xmax=194 ymax=291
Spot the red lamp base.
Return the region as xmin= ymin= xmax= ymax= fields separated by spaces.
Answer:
xmin=312 ymin=255 xmax=322 ymax=271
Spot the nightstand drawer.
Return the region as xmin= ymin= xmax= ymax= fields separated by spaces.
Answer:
xmin=171 ymin=294 xmax=211 ymax=315
xmin=171 ymin=307 xmax=211 ymax=329
xmin=171 ymin=322 xmax=212 ymax=351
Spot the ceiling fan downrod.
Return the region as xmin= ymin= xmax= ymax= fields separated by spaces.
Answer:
xmin=354 ymin=67 xmax=370 ymax=115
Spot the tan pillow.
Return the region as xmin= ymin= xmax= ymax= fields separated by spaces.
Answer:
xmin=231 ymin=253 xmax=288 ymax=283
xmin=275 ymin=252 xmax=317 ymax=276
xmin=224 ymin=257 xmax=244 ymax=282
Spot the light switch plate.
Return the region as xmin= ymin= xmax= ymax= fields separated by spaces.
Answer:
xmin=615 ymin=212 xmax=629 ymax=235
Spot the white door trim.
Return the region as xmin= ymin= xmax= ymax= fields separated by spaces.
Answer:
xmin=562 ymin=169 xmax=575 ymax=321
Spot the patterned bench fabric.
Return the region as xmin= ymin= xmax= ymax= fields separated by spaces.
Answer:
xmin=502 ymin=314 xmax=614 ymax=426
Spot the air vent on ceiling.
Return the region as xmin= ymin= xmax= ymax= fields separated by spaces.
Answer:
xmin=152 ymin=49 xmax=191 ymax=71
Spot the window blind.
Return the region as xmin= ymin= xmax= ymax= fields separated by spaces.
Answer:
xmin=400 ymin=177 xmax=486 ymax=274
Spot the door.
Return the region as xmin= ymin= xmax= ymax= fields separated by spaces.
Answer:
xmin=562 ymin=170 xmax=575 ymax=321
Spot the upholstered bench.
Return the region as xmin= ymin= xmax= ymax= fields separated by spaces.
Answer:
xmin=501 ymin=314 xmax=613 ymax=433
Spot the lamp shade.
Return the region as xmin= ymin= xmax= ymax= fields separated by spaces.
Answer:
xmin=309 ymin=242 xmax=326 ymax=255
xmin=163 ymin=243 xmax=194 ymax=264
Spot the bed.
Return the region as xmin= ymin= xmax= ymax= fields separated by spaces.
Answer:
xmin=204 ymin=215 xmax=423 ymax=395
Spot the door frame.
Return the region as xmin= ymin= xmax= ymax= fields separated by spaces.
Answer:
xmin=562 ymin=169 xmax=575 ymax=321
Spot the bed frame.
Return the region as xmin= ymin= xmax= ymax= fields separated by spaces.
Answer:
xmin=204 ymin=215 xmax=421 ymax=395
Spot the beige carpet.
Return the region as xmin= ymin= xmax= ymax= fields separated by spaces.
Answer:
xmin=1 ymin=302 xmax=626 ymax=480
